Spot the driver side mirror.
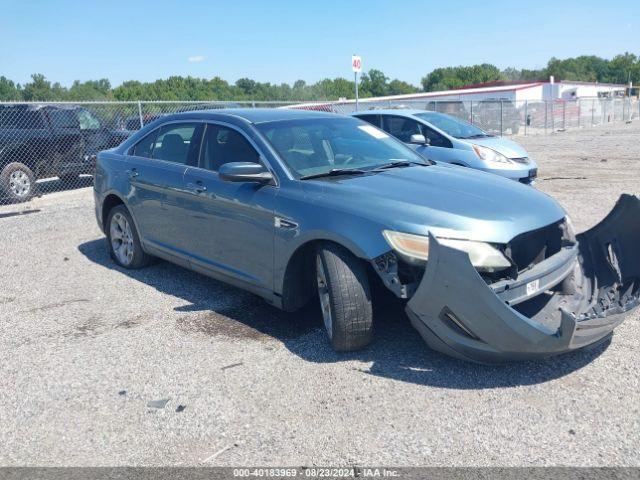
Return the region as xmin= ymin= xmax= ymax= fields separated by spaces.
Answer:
xmin=219 ymin=162 xmax=274 ymax=184
xmin=409 ymin=134 xmax=430 ymax=146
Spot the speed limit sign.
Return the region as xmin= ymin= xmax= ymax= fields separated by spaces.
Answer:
xmin=352 ymin=55 xmax=362 ymax=73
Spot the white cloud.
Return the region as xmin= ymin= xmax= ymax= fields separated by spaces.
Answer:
xmin=188 ymin=55 xmax=205 ymax=63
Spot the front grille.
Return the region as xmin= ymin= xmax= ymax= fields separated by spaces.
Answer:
xmin=511 ymin=157 xmax=530 ymax=164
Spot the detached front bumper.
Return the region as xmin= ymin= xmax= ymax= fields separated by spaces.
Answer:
xmin=405 ymin=194 xmax=640 ymax=364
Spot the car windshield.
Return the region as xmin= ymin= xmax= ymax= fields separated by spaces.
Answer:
xmin=414 ymin=111 xmax=491 ymax=139
xmin=256 ymin=117 xmax=428 ymax=178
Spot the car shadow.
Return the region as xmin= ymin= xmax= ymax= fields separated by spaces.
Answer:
xmin=78 ymin=238 xmax=610 ymax=390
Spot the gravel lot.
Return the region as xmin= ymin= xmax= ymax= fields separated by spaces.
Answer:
xmin=1 ymin=124 xmax=639 ymax=467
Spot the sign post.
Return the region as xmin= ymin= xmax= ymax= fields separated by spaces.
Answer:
xmin=352 ymin=55 xmax=362 ymax=111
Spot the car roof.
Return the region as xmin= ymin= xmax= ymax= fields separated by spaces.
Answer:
xmin=164 ymin=108 xmax=339 ymax=124
xmin=351 ymin=109 xmax=432 ymax=117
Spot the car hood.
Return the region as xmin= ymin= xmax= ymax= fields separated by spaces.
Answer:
xmin=305 ymin=164 xmax=565 ymax=244
xmin=466 ymin=136 xmax=529 ymax=159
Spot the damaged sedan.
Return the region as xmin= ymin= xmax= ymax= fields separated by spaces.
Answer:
xmin=93 ymin=109 xmax=640 ymax=363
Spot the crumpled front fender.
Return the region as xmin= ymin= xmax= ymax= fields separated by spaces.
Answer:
xmin=406 ymin=194 xmax=640 ymax=364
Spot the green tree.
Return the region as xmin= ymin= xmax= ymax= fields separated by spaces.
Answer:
xmin=387 ymin=79 xmax=419 ymax=95
xmin=359 ymin=69 xmax=389 ymax=97
xmin=421 ymin=64 xmax=502 ymax=91
xmin=0 ymin=76 xmax=22 ymax=100
xmin=22 ymin=74 xmax=56 ymax=101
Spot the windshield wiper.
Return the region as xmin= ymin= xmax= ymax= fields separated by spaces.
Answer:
xmin=299 ymin=168 xmax=369 ymax=180
xmin=373 ymin=160 xmax=413 ymax=170
xmin=373 ymin=160 xmax=430 ymax=171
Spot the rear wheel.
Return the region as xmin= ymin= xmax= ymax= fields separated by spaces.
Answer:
xmin=316 ymin=242 xmax=373 ymax=351
xmin=106 ymin=205 xmax=152 ymax=269
xmin=0 ymin=162 xmax=36 ymax=203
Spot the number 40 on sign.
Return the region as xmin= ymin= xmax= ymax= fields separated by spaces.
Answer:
xmin=352 ymin=55 xmax=362 ymax=73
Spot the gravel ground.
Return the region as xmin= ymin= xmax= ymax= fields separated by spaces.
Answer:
xmin=0 ymin=124 xmax=639 ymax=467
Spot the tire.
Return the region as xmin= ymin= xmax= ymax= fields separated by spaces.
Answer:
xmin=106 ymin=205 xmax=152 ymax=269
xmin=0 ymin=162 xmax=36 ymax=203
xmin=316 ymin=242 xmax=373 ymax=351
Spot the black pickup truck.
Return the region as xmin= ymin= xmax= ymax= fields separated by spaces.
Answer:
xmin=0 ymin=104 xmax=132 ymax=202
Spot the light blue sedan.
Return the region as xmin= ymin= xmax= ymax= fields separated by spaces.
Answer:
xmin=352 ymin=109 xmax=538 ymax=184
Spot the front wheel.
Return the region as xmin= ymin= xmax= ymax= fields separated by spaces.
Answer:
xmin=316 ymin=242 xmax=373 ymax=352
xmin=0 ymin=162 xmax=36 ymax=203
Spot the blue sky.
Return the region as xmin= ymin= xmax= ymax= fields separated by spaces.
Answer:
xmin=1 ymin=0 xmax=638 ymax=87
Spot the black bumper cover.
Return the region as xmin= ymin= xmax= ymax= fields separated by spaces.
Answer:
xmin=406 ymin=194 xmax=640 ymax=364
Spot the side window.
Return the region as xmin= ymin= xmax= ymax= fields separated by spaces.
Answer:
xmin=77 ymin=109 xmax=101 ymax=130
xmin=355 ymin=115 xmax=380 ymax=127
xmin=131 ymin=130 xmax=158 ymax=158
xmin=152 ymin=123 xmax=202 ymax=165
xmin=48 ymin=109 xmax=79 ymax=129
xmin=200 ymin=124 xmax=260 ymax=172
xmin=382 ymin=116 xmax=421 ymax=143
xmin=420 ymin=125 xmax=452 ymax=148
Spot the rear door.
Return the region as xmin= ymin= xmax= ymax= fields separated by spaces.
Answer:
xmin=180 ymin=122 xmax=276 ymax=293
xmin=125 ymin=122 xmax=203 ymax=264
xmin=43 ymin=108 xmax=85 ymax=177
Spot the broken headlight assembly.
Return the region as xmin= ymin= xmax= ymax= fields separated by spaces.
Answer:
xmin=382 ymin=230 xmax=512 ymax=272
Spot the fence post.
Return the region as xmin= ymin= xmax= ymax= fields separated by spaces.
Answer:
xmin=500 ymin=100 xmax=503 ymax=137
xmin=544 ymin=101 xmax=548 ymax=134
xmin=524 ymin=100 xmax=528 ymax=136
xmin=469 ymin=102 xmax=473 ymax=125
xmin=137 ymin=101 xmax=144 ymax=129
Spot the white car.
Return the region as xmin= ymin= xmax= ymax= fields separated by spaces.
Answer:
xmin=352 ymin=109 xmax=538 ymax=184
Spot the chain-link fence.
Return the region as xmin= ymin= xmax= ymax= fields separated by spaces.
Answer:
xmin=315 ymin=97 xmax=640 ymax=136
xmin=1 ymin=98 xmax=638 ymax=204
xmin=0 ymin=100 xmax=299 ymax=203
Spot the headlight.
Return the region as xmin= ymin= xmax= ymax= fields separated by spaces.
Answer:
xmin=382 ymin=230 xmax=512 ymax=272
xmin=472 ymin=144 xmax=512 ymax=164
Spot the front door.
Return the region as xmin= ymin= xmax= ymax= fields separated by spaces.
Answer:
xmin=181 ymin=122 xmax=276 ymax=293
xmin=44 ymin=107 xmax=85 ymax=177
xmin=381 ymin=115 xmax=454 ymax=163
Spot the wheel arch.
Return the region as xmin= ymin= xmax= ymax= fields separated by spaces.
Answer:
xmin=279 ymin=235 xmax=373 ymax=312
xmin=0 ymin=142 xmax=41 ymax=173
xmin=101 ymin=192 xmax=127 ymax=231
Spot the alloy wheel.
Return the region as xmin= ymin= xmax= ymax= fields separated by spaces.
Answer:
xmin=9 ymin=169 xmax=31 ymax=198
xmin=110 ymin=212 xmax=135 ymax=266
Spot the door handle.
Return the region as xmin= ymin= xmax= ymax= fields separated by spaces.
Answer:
xmin=187 ymin=181 xmax=207 ymax=193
